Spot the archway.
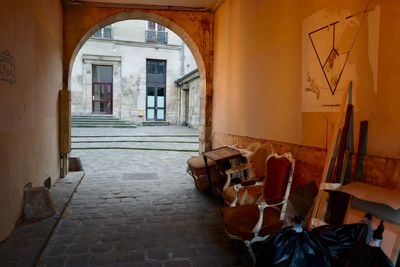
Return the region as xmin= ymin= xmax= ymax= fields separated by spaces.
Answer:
xmin=61 ymin=5 xmax=214 ymax=172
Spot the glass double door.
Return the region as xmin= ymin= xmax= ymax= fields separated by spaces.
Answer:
xmin=92 ymin=83 xmax=112 ymax=114
xmin=146 ymin=86 xmax=165 ymax=121
xmin=146 ymin=59 xmax=166 ymax=121
xmin=92 ymin=65 xmax=113 ymax=114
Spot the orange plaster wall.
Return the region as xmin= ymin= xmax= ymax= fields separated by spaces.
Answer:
xmin=214 ymin=0 xmax=400 ymax=160
xmin=213 ymin=0 xmax=303 ymax=146
xmin=0 ymin=0 xmax=62 ymax=241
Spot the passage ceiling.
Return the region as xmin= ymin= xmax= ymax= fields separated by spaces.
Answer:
xmin=68 ymin=0 xmax=221 ymax=10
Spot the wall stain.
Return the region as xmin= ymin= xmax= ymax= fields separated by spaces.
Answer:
xmin=0 ymin=50 xmax=16 ymax=84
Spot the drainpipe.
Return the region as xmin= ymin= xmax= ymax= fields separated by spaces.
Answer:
xmin=178 ymin=40 xmax=185 ymax=125
xmin=178 ymin=83 xmax=182 ymax=125
xmin=180 ymin=41 xmax=185 ymax=76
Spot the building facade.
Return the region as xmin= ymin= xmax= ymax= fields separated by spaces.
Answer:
xmin=176 ymin=69 xmax=201 ymax=129
xmin=70 ymin=20 xmax=198 ymax=125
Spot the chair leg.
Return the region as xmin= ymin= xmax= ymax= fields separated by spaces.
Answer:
xmin=244 ymin=240 xmax=256 ymax=266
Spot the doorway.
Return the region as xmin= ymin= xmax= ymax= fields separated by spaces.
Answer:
xmin=92 ymin=65 xmax=113 ymax=114
xmin=146 ymin=59 xmax=166 ymax=121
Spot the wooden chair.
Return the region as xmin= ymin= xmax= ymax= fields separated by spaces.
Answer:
xmin=221 ymin=152 xmax=295 ymax=259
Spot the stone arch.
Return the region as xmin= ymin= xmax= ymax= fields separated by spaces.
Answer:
xmin=63 ymin=5 xmax=213 ymax=152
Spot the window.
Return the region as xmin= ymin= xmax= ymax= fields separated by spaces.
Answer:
xmin=145 ymin=22 xmax=168 ymax=44
xmin=93 ymin=25 xmax=112 ymax=39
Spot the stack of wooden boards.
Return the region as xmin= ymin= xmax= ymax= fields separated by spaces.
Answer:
xmin=310 ymin=81 xmax=369 ymax=227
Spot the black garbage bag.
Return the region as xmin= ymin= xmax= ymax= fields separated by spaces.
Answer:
xmin=255 ymin=225 xmax=332 ymax=267
xmin=312 ymin=222 xmax=369 ymax=264
xmin=345 ymin=220 xmax=394 ymax=267
xmin=344 ymin=244 xmax=394 ymax=267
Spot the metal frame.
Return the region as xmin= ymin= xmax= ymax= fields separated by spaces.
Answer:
xmin=92 ymin=82 xmax=113 ymax=114
xmin=146 ymin=59 xmax=167 ymax=121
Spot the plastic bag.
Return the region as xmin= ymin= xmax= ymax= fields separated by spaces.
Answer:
xmin=312 ymin=223 xmax=368 ymax=258
xmin=345 ymin=220 xmax=394 ymax=267
xmin=344 ymin=244 xmax=394 ymax=267
xmin=255 ymin=226 xmax=332 ymax=267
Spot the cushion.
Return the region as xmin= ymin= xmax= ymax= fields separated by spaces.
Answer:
xmin=222 ymin=204 xmax=282 ymax=240
xmin=223 ymin=184 xmax=263 ymax=206
xmin=187 ymin=155 xmax=220 ymax=192
xmin=187 ymin=155 xmax=215 ymax=170
xmin=264 ymin=157 xmax=292 ymax=205
xmin=251 ymin=143 xmax=272 ymax=179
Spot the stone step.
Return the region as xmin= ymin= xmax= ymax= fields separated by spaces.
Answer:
xmin=142 ymin=121 xmax=170 ymax=126
xmin=72 ymin=119 xmax=123 ymax=122
xmin=71 ymin=124 xmax=137 ymax=128
xmin=71 ymin=137 xmax=199 ymax=143
xmin=71 ymin=141 xmax=199 ymax=151
xmin=72 ymin=115 xmax=115 ymax=119
xmin=71 ymin=115 xmax=136 ymax=128
xmin=71 ymin=121 xmax=133 ymax=125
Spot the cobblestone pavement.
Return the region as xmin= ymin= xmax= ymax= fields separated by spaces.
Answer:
xmin=38 ymin=126 xmax=251 ymax=267
xmin=0 ymin=172 xmax=84 ymax=267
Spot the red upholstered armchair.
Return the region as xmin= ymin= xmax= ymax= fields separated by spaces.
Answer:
xmin=221 ymin=152 xmax=295 ymax=258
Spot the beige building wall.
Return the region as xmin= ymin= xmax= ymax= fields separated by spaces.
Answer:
xmin=213 ymin=0 xmax=400 ymax=160
xmin=177 ymin=70 xmax=201 ymax=129
xmin=71 ymin=20 xmax=197 ymax=125
xmin=0 ymin=0 xmax=62 ymax=241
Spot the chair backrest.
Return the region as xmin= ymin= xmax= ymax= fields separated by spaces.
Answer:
xmin=263 ymin=152 xmax=295 ymax=205
xmin=250 ymin=143 xmax=272 ymax=179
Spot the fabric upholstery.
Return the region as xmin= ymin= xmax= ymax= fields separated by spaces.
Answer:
xmin=222 ymin=204 xmax=283 ymax=240
xmin=223 ymin=184 xmax=263 ymax=206
xmin=187 ymin=155 xmax=220 ymax=192
xmin=251 ymin=143 xmax=272 ymax=179
xmin=263 ymin=157 xmax=292 ymax=205
xmin=187 ymin=156 xmax=215 ymax=173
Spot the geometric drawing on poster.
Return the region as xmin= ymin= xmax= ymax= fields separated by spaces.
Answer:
xmin=308 ymin=4 xmax=374 ymax=96
xmin=309 ymin=22 xmax=349 ymax=95
xmin=305 ymin=72 xmax=320 ymax=100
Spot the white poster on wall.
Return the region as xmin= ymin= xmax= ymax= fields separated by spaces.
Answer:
xmin=302 ymin=6 xmax=380 ymax=113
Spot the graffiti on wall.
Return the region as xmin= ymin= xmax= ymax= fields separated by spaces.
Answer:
xmin=0 ymin=50 xmax=16 ymax=84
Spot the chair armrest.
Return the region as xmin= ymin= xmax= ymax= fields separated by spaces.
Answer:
xmin=229 ymin=182 xmax=263 ymax=207
xmin=241 ymin=180 xmax=257 ymax=186
xmin=251 ymin=200 xmax=287 ymax=234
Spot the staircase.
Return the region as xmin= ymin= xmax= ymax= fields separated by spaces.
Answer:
xmin=71 ymin=115 xmax=137 ymax=128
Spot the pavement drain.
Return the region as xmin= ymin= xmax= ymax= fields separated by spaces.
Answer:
xmin=122 ymin=172 xmax=160 ymax=181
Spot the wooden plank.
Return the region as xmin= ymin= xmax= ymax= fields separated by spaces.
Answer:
xmin=334 ymin=104 xmax=353 ymax=182
xmin=309 ymin=81 xmax=352 ymax=228
xmin=59 ymin=89 xmax=71 ymax=178
xmin=344 ymin=110 xmax=354 ymax=184
xmin=355 ymin=120 xmax=368 ymax=180
xmin=59 ymin=89 xmax=71 ymax=154
xmin=326 ymin=128 xmax=342 ymax=183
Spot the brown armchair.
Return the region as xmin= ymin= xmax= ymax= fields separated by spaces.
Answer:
xmin=221 ymin=152 xmax=295 ymax=258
